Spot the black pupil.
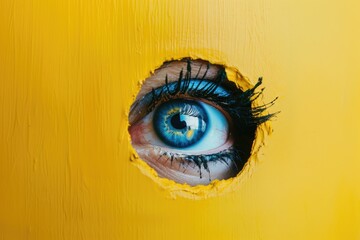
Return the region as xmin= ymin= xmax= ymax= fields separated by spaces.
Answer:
xmin=171 ymin=113 xmax=187 ymax=130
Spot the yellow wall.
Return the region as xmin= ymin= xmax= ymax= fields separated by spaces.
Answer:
xmin=1 ymin=0 xmax=360 ymax=239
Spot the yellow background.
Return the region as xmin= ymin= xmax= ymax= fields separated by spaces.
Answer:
xmin=1 ymin=0 xmax=360 ymax=239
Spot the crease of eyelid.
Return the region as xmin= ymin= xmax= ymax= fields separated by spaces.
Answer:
xmin=129 ymin=60 xmax=228 ymax=125
xmin=129 ymin=79 xmax=230 ymax=125
xmin=135 ymin=60 xmax=223 ymax=102
xmin=130 ymin=76 xmax=278 ymax=129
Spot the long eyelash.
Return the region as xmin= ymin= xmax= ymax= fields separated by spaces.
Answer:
xmin=158 ymin=147 xmax=243 ymax=181
xmin=149 ymin=60 xmax=278 ymax=126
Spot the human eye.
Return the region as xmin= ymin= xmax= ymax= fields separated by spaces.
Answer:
xmin=128 ymin=59 xmax=277 ymax=186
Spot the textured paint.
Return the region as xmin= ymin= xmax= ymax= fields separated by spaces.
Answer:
xmin=1 ymin=0 xmax=360 ymax=239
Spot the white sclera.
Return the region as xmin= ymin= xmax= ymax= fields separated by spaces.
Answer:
xmin=182 ymin=101 xmax=228 ymax=151
xmin=136 ymin=100 xmax=230 ymax=155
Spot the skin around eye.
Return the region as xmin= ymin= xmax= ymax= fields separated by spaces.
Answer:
xmin=127 ymin=144 xmax=238 ymax=186
xmin=128 ymin=58 xmax=276 ymax=186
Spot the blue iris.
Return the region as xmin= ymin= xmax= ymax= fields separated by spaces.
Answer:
xmin=153 ymin=99 xmax=208 ymax=148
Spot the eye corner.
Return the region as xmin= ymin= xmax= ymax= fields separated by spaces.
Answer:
xmin=127 ymin=57 xmax=278 ymax=190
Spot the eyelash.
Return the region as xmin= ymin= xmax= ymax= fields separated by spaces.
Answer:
xmin=135 ymin=59 xmax=278 ymax=180
xmin=157 ymin=146 xmax=243 ymax=181
xmin=148 ymin=60 xmax=277 ymax=126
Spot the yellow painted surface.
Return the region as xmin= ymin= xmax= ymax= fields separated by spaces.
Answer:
xmin=1 ymin=0 xmax=360 ymax=239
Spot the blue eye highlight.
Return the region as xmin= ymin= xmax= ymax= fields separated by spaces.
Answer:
xmin=153 ymin=99 xmax=208 ymax=148
xmin=152 ymin=97 xmax=230 ymax=152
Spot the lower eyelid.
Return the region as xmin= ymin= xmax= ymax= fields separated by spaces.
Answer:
xmin=135 ymin=146 xmax=199 ymax=175
xmin=165 ymin=139 xmax=234 ymax=155
xmin=135 ymin=146 xmax=238 ymax=185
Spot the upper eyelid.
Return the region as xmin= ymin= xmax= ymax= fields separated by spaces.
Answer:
xmin=130 ymin=59 xmax=277 ymax=126
xmin=134 ymin=60 xmax=224 ymax=101
xmin=129 ymin=79 xmax=229 ymax=125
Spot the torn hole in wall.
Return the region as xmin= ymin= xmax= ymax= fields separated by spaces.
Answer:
xmin=127 ymin=58 xmax=278 ymax=199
